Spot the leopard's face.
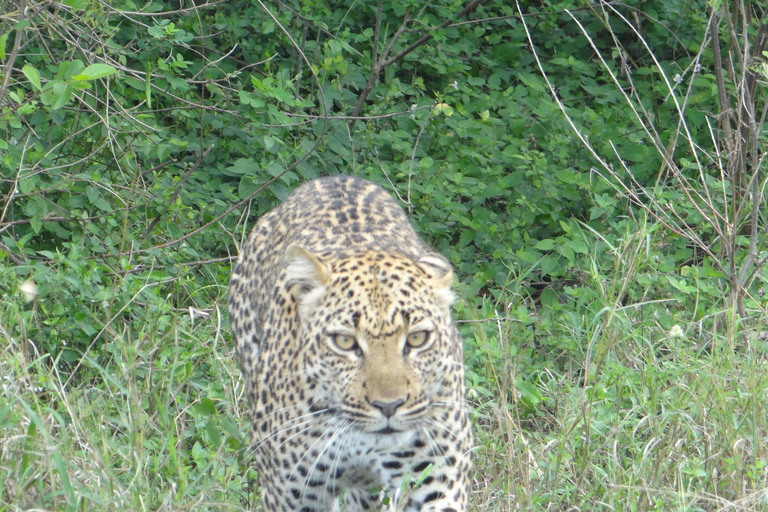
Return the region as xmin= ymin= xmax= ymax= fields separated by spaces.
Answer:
xmin=284 ymin=247 xmax=462 ymax=434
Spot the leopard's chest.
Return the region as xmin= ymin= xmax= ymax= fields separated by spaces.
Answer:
xmin=276 ymin=427 xmax=428 ymax=485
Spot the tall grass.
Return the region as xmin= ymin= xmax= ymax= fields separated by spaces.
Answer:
xmin=469 ymin=218 xmax=768 ymax=511
xmin=0 ymin=294 xmax=254 ymax=511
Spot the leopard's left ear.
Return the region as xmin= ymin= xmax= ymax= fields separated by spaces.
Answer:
xmin=416 ymin=253 xmax=455 ymax=309
xmin=284 ymin=245 xmax=330 ymax=318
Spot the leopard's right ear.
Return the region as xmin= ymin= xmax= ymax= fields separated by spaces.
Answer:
xmin=284 ymin=245 xmax=329 ymax=317
xmin=416 ymin=253 xmax=455 ymax=309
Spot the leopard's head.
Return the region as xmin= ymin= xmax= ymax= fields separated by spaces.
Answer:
xmin=283 ymin=245 xmax=463 ymax=434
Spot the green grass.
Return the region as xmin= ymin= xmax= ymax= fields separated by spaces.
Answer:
xmin=0 ymin=297 xmax=255 ymax=511
xmin=470 ymin=319 xmax=768 ymax=511
xmin=467 ymin=227 xmax=768 ymax=511
xmin=1 ymin=225 xmax=767 ymax=512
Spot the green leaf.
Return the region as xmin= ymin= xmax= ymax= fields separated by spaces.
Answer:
xmin=540 ymin=287 xmax=558 ymax=308
xmin=60 ymin=59 xmax=84 ymax=80
xmin=51 ymin=450 xmax=75 ymax=504
xmin=51 ymin=83 xmax=74 ymax=110
xmin=266 ymin=161 xmax=286 ymax=178
xmin=458 ymin=230 xmax=474 ymax=247
xmin=72 ymin=63 xmax=117 ymax=81
xmin=517 ymin=250 xmax=541 ymax=264
xmin=29 ymin=216 xmax=42 ymax=233
xmin=145 ymin=63 xmax=152 ymax=109
xmin=219 ymin=415 xmax=243 ymax=443
xmin=85 ymin=186 xmax=112 ymax=211
xmin=534 ymin=239 xmax=556 ymax=250
xmin=263 ymin=135 xmax=276 ymax=152
xmin=618 ymin=144 xmax=650 ymax=163
xmin=557 ymin=244 xmax=574 ymax=262
xmin=62 ymin=349 xmax=80 ymax=362
xmin=197 ymin=397 xmax=217 ymax=416
xmin=516 ymin=380 xmax=543 ymax=411
xmin=224 ymin=158 xmax=256 ymax=177
xmin=567 ymin=240 xmax=588 ymax=254
xmin=0 ymin=32 xmax=8 ymax=60
xmin=392 ymin=1 xmax=407 ymax=16
xmin=42 ymin=80 xmax=74 ymax=109
xmin=518 ymin=72 xmax=545 ymax=93
xmin=238 ymin=175 xmax=260 ymax=199
xmin=413 ymin=463 xmax=435 ymax=487
xmin=19 ymin=175 xmax=38 ymax=194
xmin=539 ymin=254 xmax=558 ymax=277
xmin=20 ymin=420 xmax=37 ymax=479
xmin=22 ymin=64 xmax=42 ymax=92
xmin=63 ymin=0 xmax=87 ymax=8
xmin=24 ymin=196 xmax=47 ymax=219
xmin=205 ymin=419 xmax=222 ymax=447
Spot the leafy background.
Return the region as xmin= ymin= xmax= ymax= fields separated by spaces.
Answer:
xmin=1 ymin=0 xmax=767 ymax=510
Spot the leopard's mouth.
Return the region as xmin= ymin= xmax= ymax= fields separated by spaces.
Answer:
xmin=374 ymin=426 xmax=400 ymax=435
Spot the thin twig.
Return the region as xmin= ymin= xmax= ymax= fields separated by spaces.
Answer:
xmin=517 ymin=2 xmax=729 ymax=275
xmin=406 ymin=107 xmax=435 ymax=214
xmin=348 ymin=0 xmax=404 ymax=130
xmin=0 ymin=0 xmax=27 ymax=106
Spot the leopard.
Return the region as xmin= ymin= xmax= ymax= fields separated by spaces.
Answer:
xmin=229 ymin=175 xmax=472 ymax=512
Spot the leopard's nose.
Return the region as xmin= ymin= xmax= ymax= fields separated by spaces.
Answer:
xmin=370 ymin=398 xmax=406 ymax=418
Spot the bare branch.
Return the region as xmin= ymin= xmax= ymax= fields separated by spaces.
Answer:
xmin=0 ymin=0 xmax=27 ymax=107
xmin=348 ymin=1 xmax=408 ymax=130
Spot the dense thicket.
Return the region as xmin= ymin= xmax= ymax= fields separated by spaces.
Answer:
xmin=4 ymin=0 xmax=764 ymax=362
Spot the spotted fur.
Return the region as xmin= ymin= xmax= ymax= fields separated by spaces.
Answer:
xmin=229 ymin=176 xmax=472 ymax=512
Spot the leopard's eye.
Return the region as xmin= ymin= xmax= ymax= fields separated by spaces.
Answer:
xmin=331 ymin=333 xmax=358 ymax=351
xmin=406 ymin=330 xmax=430 ymax=349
